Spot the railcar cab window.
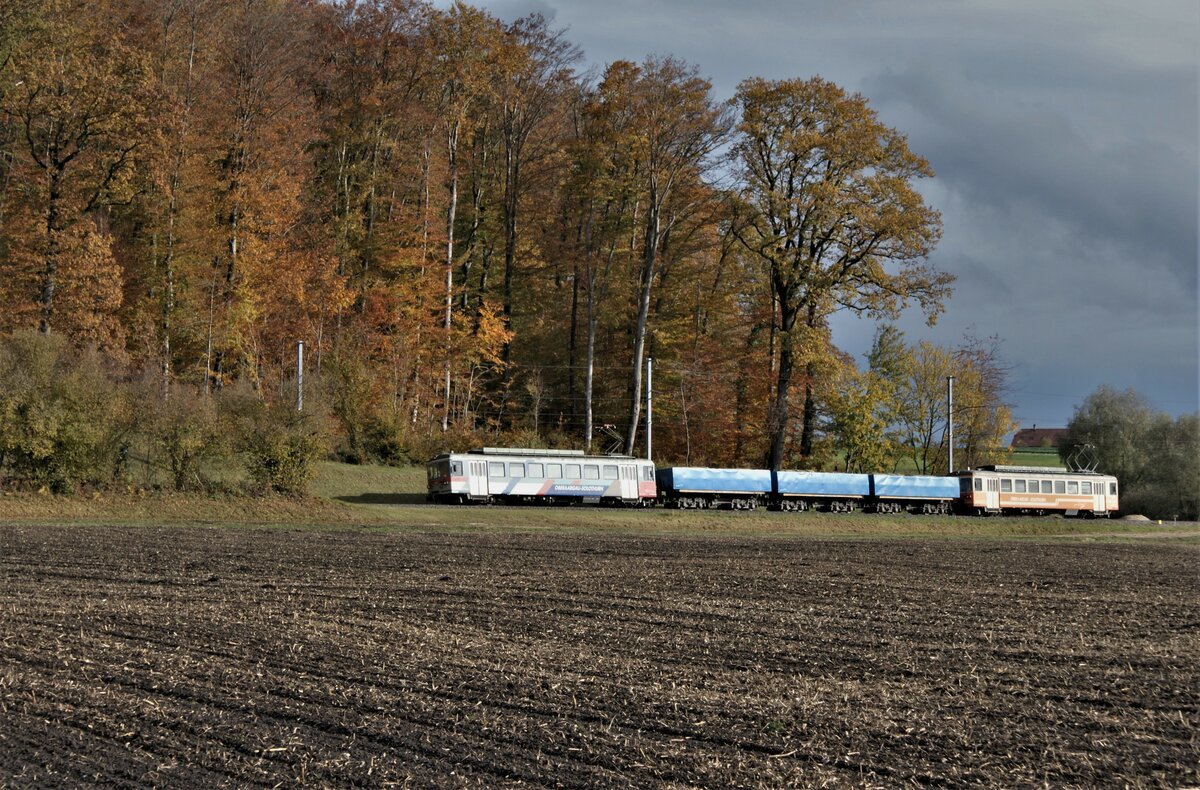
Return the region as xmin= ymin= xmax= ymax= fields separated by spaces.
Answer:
xmin=974 ymin=478 xmax=983 ymax=492
xmin=1110 ymin=482 xmax=1118 ymax=495
xmin=583 ymin=465 xmax=599 ymax=480
xmin=451 ymin=461 xmax=462 ymax=475
xmin=547 ymin=463 xmax=562 ymax=478
xmin=643 ymin=467 xmax=654 ymax=481
xmin=565 ymin=463 xmax=581 ymax=479
xmin=488 ymin=462 xmax=504 ymax=478
xmin=528 ymin=463 xmax=544 ymax=478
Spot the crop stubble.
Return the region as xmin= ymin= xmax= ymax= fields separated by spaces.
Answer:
xmin=1 ymin=525 xmax=1196 ymax=786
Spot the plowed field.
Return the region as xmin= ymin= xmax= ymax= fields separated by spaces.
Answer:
xmin=2 ymin=525 xmax=1197 ymax=786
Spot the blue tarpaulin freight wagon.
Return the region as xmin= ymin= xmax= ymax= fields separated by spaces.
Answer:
xmin=869 ymin=475 xmax=960 ymax=500
xmin=775 ymin=471 xmax=871 ymax=498
xmin=656 ymin=467 xmax=774 ymax=494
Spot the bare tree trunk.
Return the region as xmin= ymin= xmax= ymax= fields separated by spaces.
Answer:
xmin=624 ymin=184 xmax=660 ymax=454
xmin=442 ymin=121 xmax=459 ymax=432
xmin=38 ymin=168 xmax=64 ymax=333
xmin=799 ymin=304 xmax=819 ymax=458
xmin=766 ymin=301 xmax=800 ymax=470
xmin=159 ymin=8 xmax=200 ymax=399
xmin=584 ymin=293 xmax=596 ymax=451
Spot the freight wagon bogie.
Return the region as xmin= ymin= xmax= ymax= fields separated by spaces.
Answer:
xmin=870 ymin=500 xmax=952 ymax=515
xmin=665 ymin=493 xmax=761 ymax=510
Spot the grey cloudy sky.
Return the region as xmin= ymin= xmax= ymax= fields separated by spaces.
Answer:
xmin=454 ymin=0 xmax=1199 ymax=427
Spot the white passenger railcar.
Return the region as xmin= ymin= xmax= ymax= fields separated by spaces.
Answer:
xmin=427 ymin=447 xmax=657 ymax=506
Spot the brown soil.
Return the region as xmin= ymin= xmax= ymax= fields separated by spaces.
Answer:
xmin=2 ymin=525 xmax=1196 ymax=787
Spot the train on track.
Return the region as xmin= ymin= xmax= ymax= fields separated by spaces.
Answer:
xmin=426 ymin=447 xmax=1119 ymax=517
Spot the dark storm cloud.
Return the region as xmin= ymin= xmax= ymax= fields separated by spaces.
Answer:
xmin=865 ymin=61 xmax=1198 ymax=303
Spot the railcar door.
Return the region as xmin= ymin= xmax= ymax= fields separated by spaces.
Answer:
xmin=619 ymin=465 xmax=637 ymax=500
xmin=468 ymin=460 xmax=488 ymax=498
xmin=1092 ymin=480 xmax=1106 ymax=513
xmin=985 ymin=477 xmax=1000 ymax=511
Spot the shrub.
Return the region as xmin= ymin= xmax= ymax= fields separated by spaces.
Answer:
xmin=362 ymin=408 xmax=415 ymax=465
xmin=149 ymin=384 xmax=232 ymax=491
xmin=223 ymin=386 xmax=329 ymax=495
xmin=325 ymin=355 xmax=375 ymax=464
xmin=0 ymin=331 xmax=127 ymax=492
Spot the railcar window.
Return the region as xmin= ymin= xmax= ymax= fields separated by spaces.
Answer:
xmin=583 ymin=465 xmax=599 ymax=479
xmin=1054 ymin=481 xmax=1066 ymax=494
xmin=974 ymin=478 xmax=983 ymax=492
xmin=509 ymin=463 xmax=525 ymax=477
xmin=1110 ymin=482 xmax=1117 ymax=495
xmin=1001 ymin=479 xmax=1013 ymax=492
xmin=1067 ymin=481 xmax=1079 ymax=494
xmin=451 ymin=462 xmax=462 ymax=474
xmin=644 ymin=467 xmax=654 ymax=481
xmin=547 ymin=463 xmax=562 ymax=478
xmin=1015 ymin=480 xmax=1026 ymax=493
xmin=1027 ymin=479 xmax=1037 ymax=492
xmin=1041 ymin=481 xmax=1053 ymax=494
xmin=565 ymin=463 xmax=581 ymax=478
xmin=489 ymin=462 xmax=504 ymax=477
xmin=603 ymin=465 xmax=618 ymax=480
xmin=1081 ymin=481 xmax=1092 ymax=495
xmin=528 ymin=463 xmax=544 ymax=477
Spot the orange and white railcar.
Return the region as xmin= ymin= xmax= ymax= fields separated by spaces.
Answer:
xmin=956 ymin=465 xmax=1118 ymax=516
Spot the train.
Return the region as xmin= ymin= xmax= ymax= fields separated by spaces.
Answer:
xmin=426 ymin=448 xmax=1119 ymax=517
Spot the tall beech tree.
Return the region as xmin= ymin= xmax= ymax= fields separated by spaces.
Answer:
xmin=135 ymin=0 xmax=223 ymax=395
xmin=426 ymin=2 xmax=508 ymax=431
xmin=731 ymin=76 xmax=950 ymax=470
xmin=0 ymin=0 xmax=156 ymax=335
xmin=203 ymin=0 xmax=314 ymax=389
xmin=494 ymin=14 xmax=578 ymax=376
xmin=621 ymin=57 xmax=729 ymax=455
xmin=561 ymin=67 xmax=639 ymax=450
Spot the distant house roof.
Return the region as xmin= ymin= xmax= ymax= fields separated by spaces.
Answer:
xmin=1011 ymin=427 xmax=1068 ymax=449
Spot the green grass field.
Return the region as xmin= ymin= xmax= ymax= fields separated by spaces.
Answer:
xmin=885 ymin=448 xmax=1065 ymax=473
xmin=2 ymin=459 xmax=1194 ymax=541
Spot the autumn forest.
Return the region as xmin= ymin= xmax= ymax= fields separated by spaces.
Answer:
xmin=0 ymin=0 xmax=1018 ymax=485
